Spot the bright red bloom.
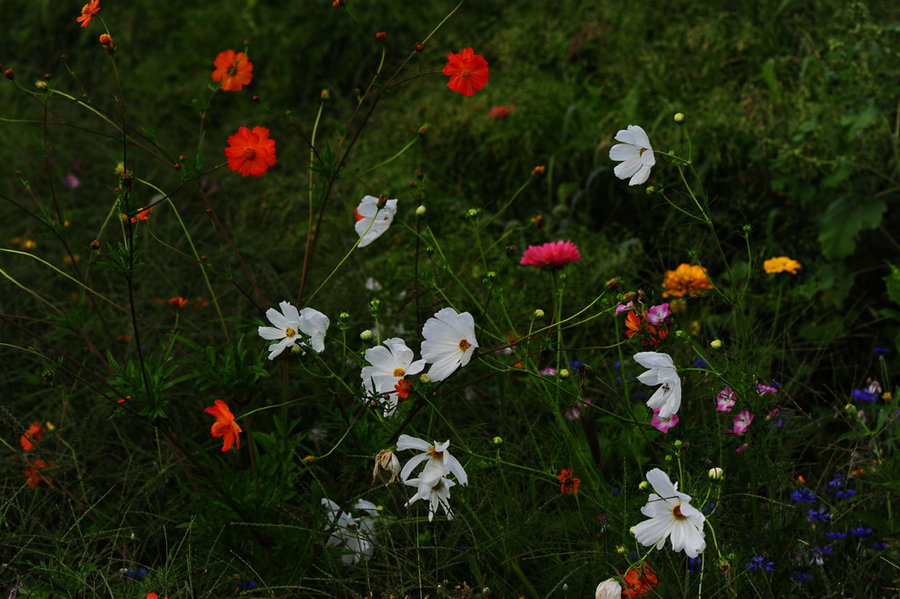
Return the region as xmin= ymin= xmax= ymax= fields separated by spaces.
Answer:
xmin=20 ymin=422 xmax=46 ymax=451
xmin=520 ymin=240 xmax=582 ymax=268
xmin=442 ymin=48 xmax=489 ymax=96
xmin=76 ymin=0 xmax=100 ymax=28
xmin=622 ymin=563 xmax=658 ymax=598
xmin=168 ymin=296 xmax=188 ymax=309
xmin=225 ymin=126 xmax=277 ymax=177
xmin=204 ymin=399 xmax=242 ymax=452
xmin=487 ymin=104 xmax=515 ymax=120
xmin=394 ymin=378 xmax=413 ymax=399
xmin=557 ymin=468 xmax=581 ymax=494
xmin=211 ymin=50 xmax=254 ymax=92
xmin=147 ymin=594 xmax=168 ymax=599
xmin=23 ymin=459 xmax=52 ymax=488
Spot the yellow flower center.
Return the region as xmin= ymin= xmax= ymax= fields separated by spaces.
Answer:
xmin=639 ymin=147 xmax=648 ymax=156
xmin=285 ymin=327 xmax=296 ymax=338
xmin=458 ymin=338 xmax=472 ymax=352
xmin=393 ymin=367 xmax=406 ymax=377
xmin=429 ymin=446 xmax=443 ymax=460
xmin=672 ymin=504 xmax=687 ymax=520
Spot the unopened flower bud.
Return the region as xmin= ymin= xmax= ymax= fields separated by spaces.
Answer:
xmin=710 ymin=339 xmax=723 ymax=349
xmin=338 ymin=311 xmax=350 ymax=321
xmin=413 ymin=41 xmax=425 ymax=52
xmin=419 ymin=373 xmax=430 ymax=384
xmin=645 ymin=185 xmax=655 ymax=194
xmin=675 ymin=329 xmax=687 ymax=338
xmin=89 ymin=239 xmax=100 ymax=251
xmin=531 ymin=214 xmax=544 ymax=228
xmin=360 ymin=330 xmax=373 ymax=341
xmin=302 ymin=455 xmax=316 ymax=464
xmin=418 ymin=124 xmax=428 ymax=135
xmin=639 ymin=481 xmax=650 ymax=490
xmin=4 ymin=68 xmax=14 ymax=80
xmin=415 ymin=205 xmax=426 ymax=216
xmin=492 ymin=436 xmax=503 ymax=445
xmin=674 ymin=112 xmax=685 ymax=124
xmin=99 ymin=34 xmax=115 ymax=54
xmin=606 ymin=278 xmax=620 ymax=290
xmin=532 ymin=165 xmax=546 ymax=175
xmin=533 ymin=308 xmax=545 ymax=319
xmin=376 ymin=31 xmax=386 ymax=41
xmin=321 ymin=89 xmax=330 ymax=100
xmin=36 ymin=80 xmax=47 ymax=90
xmin=616 ymin=545 xmax=626 ymax=554
xmin=595 ymin=579 xmax=622 ymax=599
xmin=373 ymin=449 xmax=400 ymax=484
xmin=844 ymin=403 xmax=855 ymax=413
xmin=466 ymin=208 xmax=480 ymax=218
xmin=664 ymin=454 xmax=673 ymax=462
xmin=708 ymin=467 xmax=724 ymax=480
xmin=559 ymin=368 xmax=570 ymax=379
xmin=674 ymin=439 xmax=683 ymax=449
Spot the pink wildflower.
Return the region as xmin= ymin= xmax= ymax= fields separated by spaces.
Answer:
xmin=520 ymin=240 xmax=582 ymax=269
xmin=715 ymin=387 xmax=736 ymax=412
xmin=725 ymin=409 xmax=754 ymax=435
xmin=651 ymin=408 xmax=679 ymax=433
xmin=735 ymin=443 xmax=748 ymax=454
xmin=615 ymin=301 xmax=633 ymax=315
xmin=645 ymin=303 xmax=671 ymax=325
xmin=757 ymin=383 xmax=778 ymax=395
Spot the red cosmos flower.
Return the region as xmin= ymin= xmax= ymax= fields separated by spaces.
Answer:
xmin=204 ymin=399 xmax=243 ymax=452
xmin=168 ymin=296 xmax=188 ymax=309
xmin=622 ymin=563 xmax=658 ymax=598
xmin=623 ymin=310 xmax=669 ymax=348
xmin=23 ymin=459 xmax=52 ymax=488
xmin=20 ymin=422 xmax=46 ymax=451
xmin=211 ymin=50 xmax=254 ymax=92
xmin=520 ymin=240 xmax=582 ymax=269
xmin=557 ymin=468 xmax=581 ymax=494
xmin=442 ymin=48 xmax=489 ymax=96
xmin=76 ymin=0 xmax=100 ymax=28
xmin=225 ymin=126 xmax=277 ymax=177
xmin=394 ymin=378 xmax=413 ymax=399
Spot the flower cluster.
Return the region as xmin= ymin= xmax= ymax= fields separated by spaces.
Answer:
xmin=20 ymin=421 xmax=52 ymax=487
xmin=321 ymin=498 xmax=382 ymax=565
xmin=258 ymin=301 xmax=329 ymax=359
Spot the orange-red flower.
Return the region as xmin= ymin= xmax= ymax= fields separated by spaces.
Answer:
xmin=168 ymin=296 xmax=188 ymax=309
xmin=623 ymin=310 xmax=669 ymax=348
xmin=211 ymin=50 xmax=253 ymax=92
xmin=204 ymin=399 xmax=242 ymax=452
xmin=394 ymin=378 xmax=413 ymax=399
xmin=20 ymin=422 xmax=46 ymax=451
xmin=130 ymin=206 xmax=151 ymax=224
xmin=661 ymin=263 xmax=713 ymax=298
xmin=622 ymin=563 xmax=658 ymax=598
xmin=557 ymin=468 xmax=581 ymax=494
xmin=23 ymin=459 xmax=52 ymax=488
xmin=225 ymin=126 xmax=277 ymax=177
xmin=442 ymin=48 xmax=489 ymax=96
xmin=76 ymin=0 xmax=100 ymax=28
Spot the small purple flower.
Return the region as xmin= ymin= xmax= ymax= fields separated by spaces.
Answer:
xmin=835 ymin=489 xmax=856 ymax=500
xmin=693 ymin=357 xmax=708 ymax=368
xmin=874 ymin=347 xmax=890 ymax=355
xmin=811 ymin=545 xmax=832 ymax=566
xmin=748 ymin=556 xmax=775 ymax=571
xmin=828 ymin=473 xmax=845 ymax=489
xmin=62 ymin=173 xmax=80 ymax=189
xmin=825 ymin=531 xmax=846 ymax=540
xmin=807 ymin=508 xmax=831 ymax=523
xmin=871 ymin=541 xmax=889 ymax=551
xmin=237 ymin=579 xmax=257 ymax=592
xmin=702 ymin=502 xmax=724 ymax=515
xmin=646 ymin=303 xmax=671 ymax=325
xmin=7 ymin=586 xmax=24 ymax=599
xmin=792 ymin=572 xmax=813 ymax=582
xmin=790 ymin=489 xmax=816 ymax=504
xmin=716 ymin=387 xmax=736 ymax=412
xmin=853 ymin=389 xmax=878 ymax=403
xmin=688 ymin=557 xmax=702 ymax=573
xmin=850 ymin=527 xmax=872 ymax=537
xmin=615 ymin=301 xmax=633 ymax=316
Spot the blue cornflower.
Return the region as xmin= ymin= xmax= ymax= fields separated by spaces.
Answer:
xmin=827 ymin=473 xmax=845 ymax=489
xmin=874 ymin=348 xmax=890 ymax=355
xmin=807 ymin=508 xmax=830 ymax=523
xmin=613 ymin=361 xmax=622 ymax=371
xmin=702 ymin=502 xmax=724 ymax=515
xmin=123 ymin=568 xmax=147 ymax=580
xmin=792 ymin=572 xmax=813 ymax=582
xmin=853 ymin=389 xmax=878 ymax=403
xmin=688 ymin=557 xmax=702 ymax=573
xmin=850 ymin=527 xmax=872 ymax=537
xmin=825 ymin=531 xmax=846 ymax=540
xmin=610 ymin=487 xmax=622 ymax=496
xmin=569 ymin=359 xmax=583 ymax=368
xmin=237 ymin=579 xmax=257 ymax=592
xmin=835 ymin=489 xmax=856 ymax=500
xmin=748 ymin=556 xmax=775 ymax=571
xmin=871 ymin=541 xmax=889 ymax=551
xmin=790 ymin=489 xmax=816 ymax=504
xmin=693 ymin=358 xmax=708 ymax=368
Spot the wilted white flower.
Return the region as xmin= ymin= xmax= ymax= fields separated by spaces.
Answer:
xmin=373 ymin=449 xmax=401 ymax=484
xmin=634 ymin=351 xmax=682 ymax=419
xmin=355 ymin=195 xmax=398 ymax=248
xmin=420 ymin=307 xmax=478 ymax=381
xmin=595 ymin=578 xmax=622 ymax=599
xmin=258 ymin=301 xmax=330 ymax=359
xmin=609 ymin=125 xmax=655 ymax=186
xmin=632 ymin=468 xmax=706 ymax=558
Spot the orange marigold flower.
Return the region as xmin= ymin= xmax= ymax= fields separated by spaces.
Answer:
xmin=20 ymin=421 xmax=46 ymax=451
xmin=442 ymin=48 xmax=489 ymax=97
xmin=23 ymin=459 xmax=52 ymax=488
xmin=225 ymin=126 xmax=277 ymax=177
xmin=661 ymin=263 xmax=713 ymax=298
xmin=622 ymin=563 xmax=658 ymax=598
xmin=557 ymin=467 xmax=581 ymax=494
xmin=763 ymin=256 xmax=801 ymax=274
xmin=211 ymin=50 xmax=253 ymax=92
xmin=204 ymin=399 xmax=242 ymax=452
xmin=168 ymin=296 xmax=188 ymax=309
xmin=76 ymin=0 xmax=100 ymax=28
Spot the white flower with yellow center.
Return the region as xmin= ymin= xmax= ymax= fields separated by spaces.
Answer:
xmin=397 ymin=434 xmax=468 ymax=486
xmin=355 ymin=195 xmax=398 ymax=248
xmin=609 ymin=125 xmax=656 ymax=186
xmin=258 ymin=301 xmax=329 ymax=359
xmin=360 ymin=338 xmax=426 ymax=416
xmin=634 ymin=351 xmax=682 ymax=419
xmin=420 ymin=307 xmax=478 ymax=382
xmin=632 ymin=468 xmax=706 ymax=558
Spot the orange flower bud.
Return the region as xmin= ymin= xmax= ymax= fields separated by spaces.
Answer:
xmin=376 ymin=31 xmax=386 ymax=41
xmin=413 ymin=41 xmax=425 ymax=52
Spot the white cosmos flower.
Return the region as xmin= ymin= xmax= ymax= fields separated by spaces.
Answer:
xmin=404 ymin=474 xmax=456 ymax=521
xmin=634 ymin=351 xmax=682 ymax=419
xmin=396 ymin=434 xmax=468 ymax=486
xmin=609 ymin=125 xmax=656 ymax=186
xmin=595 ymin=579 xmax=622 ymax=599
xmin=355 ymin=195 xmax=398 ymax=248
xmin=321 ymin=498 xmax=380 ymax=565
xmin=420 ymin=307 xmax=478 ymax=382
xmin=360 ymin=338 xmax=426 ymax=417
xmin=632 ymin=468 xmax=706 ymax=558
xmin=258 ymin=301 xmax=330 ymax=359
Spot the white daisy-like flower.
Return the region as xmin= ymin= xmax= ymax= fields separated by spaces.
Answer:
xmin=321 ymin=498 xmax=380 ymax=565
xmin=404 ymin=474 xmax=456 ymax=521
xmin=609 ymin=125 xmax=656 ymax=186
xmin=632 ymin=468 xmax=706 ymax=558
xmin=634 ymin=351 xmax=682 ymax=419
xmin=396 ymin=434 xmax=468 ymax=486
xmin=420 ymin=307 xmax=478 ymax=382
xmin=360 ymin=338 xmax=426 ymax=416
xmin=355 ymin=195 xmax=398 ymax=248
xmin=258 ymin=302 xmax=330 ymax=359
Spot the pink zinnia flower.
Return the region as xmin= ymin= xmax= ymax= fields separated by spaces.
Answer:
xmin=520 ymin=240 xmax=582 ymax=268
xmin=725 ymin=409 xmax=754 ymax=435
xmin=715 ymin=387 xmax=736 ymax=412
xmin=645 ymin=303 xmax=671 ymax=325
xmin=651 ymin=408 xmax=679 ymax=433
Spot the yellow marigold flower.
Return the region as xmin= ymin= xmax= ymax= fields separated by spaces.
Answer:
xmin=661 ymin=264 xmax=713 ymax=298
xmin=763 ymin=256 xmax=801 ymax=274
